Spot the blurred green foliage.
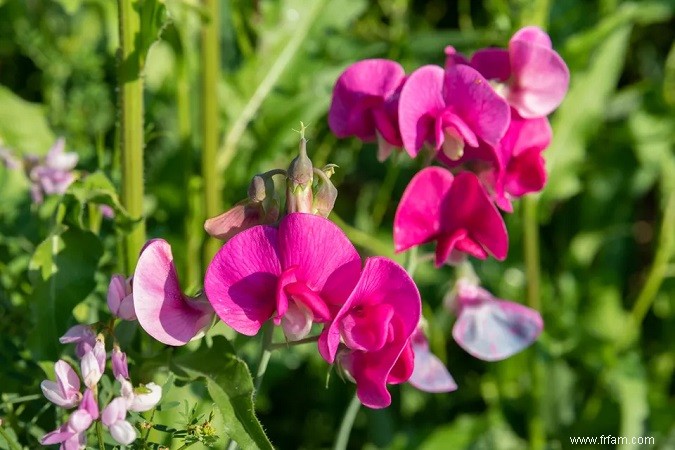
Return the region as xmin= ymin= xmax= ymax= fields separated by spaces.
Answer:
xmin=0 ymin=0 xmax=674 ymax=449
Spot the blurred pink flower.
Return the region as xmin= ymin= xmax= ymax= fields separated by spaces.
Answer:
xmin=133 ymin=239 xmax=215 ymax=346
xmin=40 ymin=360 xmax=82 ymax=408
xmin=328 ymin=59 xmax=406 ymax=161
xmin=398 ymin=64 xmax=510 ymax=161
xmin=319 ymin=258 xmax=421 ymax=408
xmin=26 ymin=138 xmax=79 ymax=204
xmin=408 ymin=328 xmax=457 ymax=393
xmin=449 ymin=279 xmax=543 ymax=361
xmin=469 ymin=26 xmax=569 ymax=118
xmin=394 ymin=167 xmax=508 ymax=266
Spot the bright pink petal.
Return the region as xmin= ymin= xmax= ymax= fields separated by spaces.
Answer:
xmin=508 ymin=32 xmax=569 ymax=118
xmin=205 ymin=226 xmax=281 ymax=336
xmin=277 ymin=213 xmax=361 ymax=310
xmin=512 ymin=26 xmax=552 ymax=48
xmin=440 ymin=172 xmax=508 ymax=261
xmin=387 ymin=340 xmax=415 ymax=384
xmin=398 ymin=65 xmax=446 ymax=156
xmin=469 ymin=48 xmax=511 ymax=82
xmin=443 ymin=65 xmax=511 ymax=147
xmin=329 ymin=59 xmax=405 ymax=141
xmin=408 ymin=332 xmax=457 ymax=393
xmin=340 ymin=303 xmax=394 ymax=352
xmin=504 ymin=148 xmax=547 ymax=196
xmin=134 ymin=239 xmax=214 ymax=345
xmin=394 ymin=166 xmax=454 ymax=253
xmin=453 ymin=298 xmax=543 ymax=361
xmin=444 ymin=45 xmax=469 ymax=68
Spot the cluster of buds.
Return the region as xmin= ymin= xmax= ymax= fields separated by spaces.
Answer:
xmin=0 ymin=138 xmax=78 ymax=204
xmin=40 ymin=327 xmax=161 ymax=448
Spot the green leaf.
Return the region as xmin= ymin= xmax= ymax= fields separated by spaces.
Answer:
xmin=171 ymin=336 xmax=273 ymax=450
xmin=59 ymin=171 xmax=138 ymax=231
xmin=0 ymin=85 xmax=55 ymax=155
xmin=139 ymin=0 xmax=170 ymax=69
xmin=27 ymin=228 xmax=103 ymax=360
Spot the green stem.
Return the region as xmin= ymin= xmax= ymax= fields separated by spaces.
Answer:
xmin=0 ymin=425 xmax=22 ymax=450
xmin=268 ymin=335 xmax=319 ymax=351
xmin=254 ymin=324 xmax=274 ymax=396
xmin=332 ymin=393 xmax=361 ymax=450
xmin=96 ymin=420 xmax=105 ymax=450
xmin=117 ymin=0 xmax=146 ymax=273
xmin=404 ymin=246 xmax=419 ymax=277
xmin=201 ymin=0 xmax=223 ymax=266
xmin=523 ymin=196 xmax=545 ymax=450
xmin=631 ymin=191 xmax=675 ymax=325
xmin=1 ymin=394 xmax=41 ymax=404
xmin=176 ymin=442 xmax=196 ymax=450
xmin=330 ymin=212 xmax=396 ymax=258
xmin=371 ymin=154 xmax=401 ymax=229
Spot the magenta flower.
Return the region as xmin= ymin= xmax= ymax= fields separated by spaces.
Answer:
xmin=40 ymin=360 xmax=82 ymax=408
xmin=328 ymin=59 xmax=406 ymax=161
xmin=398 ymin=64 xmax=510 ymax=162
xmin=469 ymin=26 xmax=569 ymax=118
xmin=205 ymin=213 xmax=361 ymax=340
xmin=394 ymin=167 xmax=508 ymax=266
xmin=408 ymin=328 xmax=457 ymax=393
xmin=133 ymin=239 xmax=215 ymax=346
xmin=41 ymin=389 xmax=98 ymax=450
xmin=449 ymin=279 xmax=543 ymax=361
xmin=59 ymin=325 xmax=96 ymax=359
xmin=107 ymin=274 xmax=136 ymax=321
xmin=318 ymin=257 xmax=421 ymax=408
xmin=102 ymin=397 xmax=137 ymax=445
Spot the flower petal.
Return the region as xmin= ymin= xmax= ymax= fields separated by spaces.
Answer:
xmin=205 ymin=226 xmax=281 ymax=336
xmin=110 ymin=420 xmax=137 ymax=445
xmin=278 ymin=213 xmax=361 ymax=310
xmin=134 ymin=239 xmax=214 ymax=345
xmin=453 ymin=299 xmax=543 ymax=361
xmin=398 ymin=65 xmax=446 ymax=156
xmin=329 ymin=59 xmax=405 ymax=141
xmin=408 ymin=335 xmax=457 ymax=393
xmin=394 ymin=166 xmax=455 ymax=253
xmin=469 ymin=48 xmax=511 ymax=82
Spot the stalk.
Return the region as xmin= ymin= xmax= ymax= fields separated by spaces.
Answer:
xmin=117 ymin=0 xmax=146 ymax=273
xmin=332 ymin=393 xmax=361 ymax=450
xmin=201 ymin=0 xmax=222 ymax=265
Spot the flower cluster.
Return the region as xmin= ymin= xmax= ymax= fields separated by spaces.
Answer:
xmin=327 ymin=26 xmax=567 ymax=376
xmin=40 ymin=327 xmax=161 ymax=449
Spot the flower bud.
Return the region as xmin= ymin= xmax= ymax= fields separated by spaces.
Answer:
xmin=312 ymin=168 xmax=338 ymax=218
xmin=112 ymin=346 xmax=129 ymax=380
xmin=81 ymin=338 xmax=105 ymax=388
xmin=286 ymin=137 xmax=314 ymax=214
xmin=107 ymin=274 xmax=136 ymax=321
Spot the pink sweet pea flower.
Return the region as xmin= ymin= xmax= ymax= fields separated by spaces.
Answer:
xmin=26 ymin=138 xmax=79 ymax=204
xmin=398 ymin=64 xmax=510 ymax=162
xmin=111 ymin=346 xmax=129 ymax=380
xmin=394 ymin=167 xmax=508 ymax=266
xmin=102 ymin=397 xmax=137 ymax=445
xmin=408 ymin=328 xmax=457 ymax=393
xmin=107 ymin=274 xmax=136 ymax=321
xmin=40 ymin=389 xmax=98 ymax=450
xmin=40 ymin=360 xmax=82 ymax=408
xmin=470 ymin=26 xmax=570 ymax=118
xmin=449 ymin=279 xmax=543 ymax=361
xmin=318 ymin=257 xmax=421 ymax=408
xmin=133 ymin=239 xmax=215 ymax=346
xmin=328 ymin=59 xmax=407 ymax=161
xmin=59 ymin=325 xmax=96 ymax=358
xmin=81 ymin=339 xmax=106 ymax=388
xmin=205 ymin=213 xmax=362 ymax=340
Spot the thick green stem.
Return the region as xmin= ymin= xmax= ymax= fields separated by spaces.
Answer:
xmin=201 ymin=0 xmax=222 ymax=266
xmin=523 ymin=197 xmax=545 ymax=450
xmin=332 ymin=393 xmax=361 ymax=450
xmin=631 ymin=191 xmax=675 ymax=325
xmin=117 ymin=0 xmax=146 ymax=273
xmin=268 ymin=335 xmax=319 ymax=351
xmin=254 ymin=324 xmax=274 ymax=396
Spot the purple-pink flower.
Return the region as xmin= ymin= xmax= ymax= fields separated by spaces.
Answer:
xmin=394 ymin=167 xmax=508 ymax=266
xmin=468 ymin=26 xmax=569 ymax=118
xmin=25 ymin=138 xmax=79 ymax=204
xmin=407 ymin=328 xmax=457 ymax=393
xmin=328 ymin=59 xmax=406 ymax=161
xmin=41 ymin=389 xmax=98 ymax=450
xmin=205 ymin=213 xmax=361 ymax=339
xmin=398 ymin=64 xmax=510 ymax=161
xmin=133 ymin=239 xmax=215 ymax=346
xmin=318 ymin=257 xmax=421 ymax=408
xmin=59 ymin=325 xmax=96 ymax=358
xmin=112 ymin=346 xmax=129 ymax=380
xmin=107 ymin=274 xmax=136 ymax=321
xmin=40 ymin=360 xmax=82 ymax=408
xmin=449 ymin=279 xmax=543 ymax=361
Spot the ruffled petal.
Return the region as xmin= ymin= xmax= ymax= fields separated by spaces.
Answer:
xmin=278 ymin=213 xmax=361 ymax=310
xmin=134 ymin=239 xmax=214 ymax=345
xmin=340 ymin=303 xmax=394 ymax=352
xmin=394 ymin=166 xmax=455 ymax=253
xmin=453 ymin=298 xmax=543 ymax=361
xmin=398 ymin=65 xmax=446 ymax=156
xmin=329 ymin=59 xmax=406 ymax=141
xmin=469 ymin=48 xmax=511 ymax=82
xmin=205 ymin=226 xmax=281 ymax=336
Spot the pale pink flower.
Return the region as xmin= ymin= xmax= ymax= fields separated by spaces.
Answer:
xmin=40 ymin=360 xmax=82 ymax=408
xmin=80 ymin=339 xmax=105 ymax=388
xmin=107 ymin=274 xmax=136 ymax=321
xmin=133 ymin=239 xmax=215 ymax=346
xmin=408 ymin=328 xmax=457 ymax=393
xmin=102 ymin=397 xmax=137 ymax=445
xmin=40 ymin=389 xmax=98 ymax=450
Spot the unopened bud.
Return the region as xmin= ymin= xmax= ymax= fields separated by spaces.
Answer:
xmin=312 ymin=168 xmax=338 ymax=218
xmin=247 ymin=175 xmax=267 ymax=203
xmin=286 ymin=137 xmax=315 ymax=214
